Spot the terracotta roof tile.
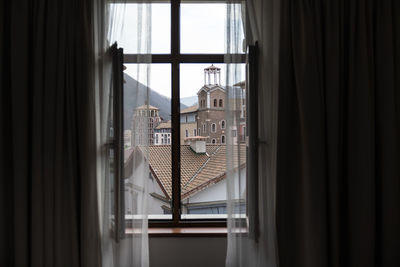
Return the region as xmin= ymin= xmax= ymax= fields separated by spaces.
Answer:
xmin=125 ymin=144 xmax=246 ymax=199
xmin=145 ymin=144 xmax=246 ymax=199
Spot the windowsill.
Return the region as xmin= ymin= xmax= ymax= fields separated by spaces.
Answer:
xmin=125 ymin=227 xmax=228 ymax=237
xmin=149 ymin=227 xmax=228 ymax=237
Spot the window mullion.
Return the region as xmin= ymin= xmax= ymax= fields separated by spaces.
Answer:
xmin=171 ymin=0 xmax=181 ymax=225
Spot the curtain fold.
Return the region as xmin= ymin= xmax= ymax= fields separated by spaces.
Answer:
xmin=277 ymin=1 xmax=400 ymax=267
xmin=1 ymin=0 xmax=101 ymax=266
xmin=225 ymin=0 xmax=280 ymax=266
xmin=98 ymin=1 xmax=151 ymax=266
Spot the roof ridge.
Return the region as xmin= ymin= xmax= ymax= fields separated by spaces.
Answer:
xmin=182 ymin=146 xmax=222 ymax=190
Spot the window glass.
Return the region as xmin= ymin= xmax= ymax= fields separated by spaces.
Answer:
xmin=110 ymin=3 xmax=171 ymax=54
xmin=179 ymin=63 xmax=245 ymax=219
xmin=124 ymin=64 xmax=172 ymax=219
xmin=181 ymin=3 xmax=245 ymax=54
xmin=212 ymin=123 xmax=216 ymax=133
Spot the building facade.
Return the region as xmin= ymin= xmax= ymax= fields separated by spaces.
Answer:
xmin=180 ymin=104 xmax=198 ymax=144
xmin=154 ymin=121 xmax=172 ymax=145
xmin=197 ymin=65 xmax=226 ymax=144
xmin=131 ymin=104 xmax=161 ymax=146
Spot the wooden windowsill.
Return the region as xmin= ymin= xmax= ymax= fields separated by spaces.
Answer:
xmin=149 ymin=227 xmax=228 ymax=237
xmin=125 ymin=227 xmax=228 ymax=237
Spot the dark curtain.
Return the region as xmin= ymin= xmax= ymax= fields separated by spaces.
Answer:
xmin=276 ymin=1 xmax=400 ymax=267
xmin=0 ymin=1 xmax=100 ymax=266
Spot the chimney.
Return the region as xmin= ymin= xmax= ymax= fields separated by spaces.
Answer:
xmin=185 ymin=136 xmax=207 ymax=154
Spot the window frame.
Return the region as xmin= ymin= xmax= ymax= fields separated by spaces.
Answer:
xmin=123 ymin=0 xmax=246 ymax=228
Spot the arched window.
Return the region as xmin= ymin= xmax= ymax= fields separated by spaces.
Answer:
xmin=203 ymin=123 xmax=206 ymax=133
xmin=194 ymin=129 xmax=197 ymax=136
xmin=198 ymin=128 xmax=201 ymax=136
xmin=221 ymin=120 xmax=226 ymax=129
xmin=212 ymin=139 xmax=216 ymax=144
xmin=211 ymin=123 xmax=216 ymax=133
xmin=221 ymin=135 xmax=225 ymax=144
xmin=214 ymin=99 xmax=217 ymax=107
xmin=219 ymin=99 xmax=223 ymax=107
xmin=185 ymin=129 xmax=188 ymax=137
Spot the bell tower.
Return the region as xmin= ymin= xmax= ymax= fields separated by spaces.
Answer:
xmin=204 ymin=64 xmax=221 ymax=85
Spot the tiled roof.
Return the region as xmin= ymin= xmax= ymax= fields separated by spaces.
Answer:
xmin=204 ymin=64 xmax=221 ymax=71
xmin=135 ymin=104 xmax=159 ymax=110
xmin=198 ymin=84 xmax=225 ymax=94
xmin=146 ymin=144 xmax=246 ymax=200
xmin=233 ymin=81 xmax=245 ymax=88
xmin=180 ymin=104 xmax=198 ymax=114
xmin=155 ymin=120 xmax=171 ymax=129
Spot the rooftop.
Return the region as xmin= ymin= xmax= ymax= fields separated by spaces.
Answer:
xmin=124 ymin=144 xmax=246 ymax=200
xmin=155 ymin=120 xmax=171 ymax=130
xmin=233 ymin=81 xmax=246 ymax=88
xmin=135 ymin=104 xmax=159 ymax=110
xmin=198 ymin=84 xmax=225 ymax=94
xmin=204 ymin=64 xmax=221 ymax=71
xmin=180 ymin=104 xmax=199 ymax=114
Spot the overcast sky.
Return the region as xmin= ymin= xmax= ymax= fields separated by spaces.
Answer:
xmin=113 ymin=3 xmax=244 ymax=99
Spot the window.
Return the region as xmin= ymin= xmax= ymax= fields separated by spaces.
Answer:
xmin=117 ymin=1 xmax=246 ymax=227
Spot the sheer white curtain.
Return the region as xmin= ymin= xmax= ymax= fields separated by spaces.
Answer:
xmin=225 ymin=0 xmax=279 ymax=266
xmin=224 ymin=1 xmax=246 ymax=266
xmin=96 ymin=1 xmax=151 ymax=266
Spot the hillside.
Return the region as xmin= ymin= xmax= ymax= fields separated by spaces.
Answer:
xmin=124 ymin=73 xmax=187 ymax=130
xmin=180 ymin=96 xmax=198 ymax=107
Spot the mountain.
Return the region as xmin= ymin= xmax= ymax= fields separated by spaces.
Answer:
xmin=180 ymin=96 xmax=198 ymax=107
xmin=124 ymin=73 xmax=187 ymax=130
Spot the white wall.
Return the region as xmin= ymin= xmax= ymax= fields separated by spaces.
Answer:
xmin=150 ymin=237 xmax=227 ymax=267
xmin=188 ymin=168 xmax=246 ymax=204
xmin=147 ymin=174 xmax=168 ymax=214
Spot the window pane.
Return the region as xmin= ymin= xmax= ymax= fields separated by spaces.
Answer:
xmin=110 ymin=3 xmax=170 ymax=54
xmin=181 ymin=3 xmax=245 ymax=54
xmin=179 ymin=64 xmax=246 ymax=218
xmin=124 ymin=64 xmax=172 ymax=220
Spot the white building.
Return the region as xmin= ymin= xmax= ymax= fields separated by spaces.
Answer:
xmin=124 ymin=129 xmax=132 ymax=149
xmin=123 ymin=137 xmax=246 ymax=216
xmin=153 ymin=120 xmax=171 ymax=145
